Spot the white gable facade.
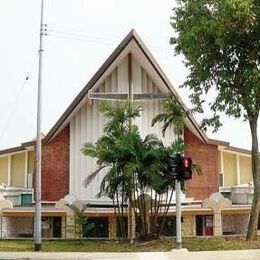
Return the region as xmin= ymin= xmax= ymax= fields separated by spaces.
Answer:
xmin=69 ymin=46 xmax=176 ymax=202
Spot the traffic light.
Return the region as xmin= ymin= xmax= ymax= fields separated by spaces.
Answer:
xmin=175 ymin=156 xmax=192 ymax=180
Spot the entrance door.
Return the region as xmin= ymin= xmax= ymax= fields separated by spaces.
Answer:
xmin=196 ymin=216 xmax=203 ymax=236
xmin=53 ymin=217 xmax=62 ymax=238
xmin=196 ymin=215 xmax=213 ymax=236
xmin=204 ymin=215 xmax=213 ymax=236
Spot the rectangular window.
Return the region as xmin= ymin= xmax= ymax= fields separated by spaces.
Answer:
xmin=219 ymin=173 xmax=224 ymax=187
xmin=84 ymin=217 xmax=109 ymax=238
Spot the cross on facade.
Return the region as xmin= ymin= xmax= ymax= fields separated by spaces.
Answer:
xmin=88 ymin=91 xmax=168 ymax=101
xmin=87 ymin=53 xmax=169 ymax=244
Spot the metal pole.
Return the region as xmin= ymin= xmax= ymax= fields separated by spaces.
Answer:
xmin=175 ymin=179 xmax=182 ymax=249
xmin=35 ymin=0 xmax=45 ymax=251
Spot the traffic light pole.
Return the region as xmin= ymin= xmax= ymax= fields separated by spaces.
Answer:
xmin=175 ymin=179 xmax=182 ymax=249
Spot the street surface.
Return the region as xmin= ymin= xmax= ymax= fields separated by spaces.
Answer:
xmin=0 ymin=250 xmax=260 ymax=260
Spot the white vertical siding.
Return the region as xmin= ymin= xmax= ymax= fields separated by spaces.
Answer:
xmin=69 ymin=116 xmax=75 ymax=194
xmin=80 ymin=105 xmax=88 ymax=198
xmin=75 ymin=110 xmax=82 ymax=197
xmin=117 ymin=57 xmax=128 ymax=93
xmin=70 ymin=55 xmax=176 ymax=201
xmin=132 ymin=57 xmax=142 ymax=129
xmin=141 ymin=68 xmax=148 ymax=134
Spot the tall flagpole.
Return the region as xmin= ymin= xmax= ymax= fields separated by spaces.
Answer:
xmin=35 ymin=0 xmax=45 ymax=251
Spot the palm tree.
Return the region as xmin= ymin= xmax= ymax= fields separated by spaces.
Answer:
xmin=82 ymin=101 xmax=183 ymax=240
xmin=82 ymin=102 xmax=142 ymax=239
xmin=65 ymin=203 xmax=91 ymax=243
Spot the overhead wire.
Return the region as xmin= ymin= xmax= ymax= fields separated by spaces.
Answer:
xmin=0 ymin=75 xmax=32 ymax=145
xmin=0 ymin=50 xmax=39 ymax=147
xmin=48 ymin=29 xmax=117 ymax=43
xmin=46 ymin=28 xmax=173 ymax=56
xmin=0 ymin=28 xmax=176 ymax=146
xmin=47 ymin=29 xmax=116 ymax=45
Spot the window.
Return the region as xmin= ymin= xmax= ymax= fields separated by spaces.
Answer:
xmin=219 ymin=173 xmax=224 ymax=187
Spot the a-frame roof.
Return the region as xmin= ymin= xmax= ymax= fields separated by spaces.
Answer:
xmin=44 ymin=29 xmax=211 ymax=145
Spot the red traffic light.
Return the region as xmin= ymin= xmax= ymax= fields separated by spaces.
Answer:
xmin=182 ymin=157 xmax=192 ymax=168
xmin=175 ymin=157 xmax=192 ymax=180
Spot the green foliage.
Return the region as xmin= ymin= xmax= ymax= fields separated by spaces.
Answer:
xmin=82 ymin=102 xmax=184 ymax=239
xmin=171 ymin=0 xmax=260 ymax=240
xmin=171 ymin=0 xmax=259 ymax=130
xmin=65 ymin=203 xmax=88 ymax=226
xmin=99 ymin=101 xmax=141 ymax=134
xmin=65 ymin=203 xmax=93 ymax=242
xmin=151 ymin=95 xmax=202 ymax=178
xmin=152 ymin=95 xmax=185 ymax=136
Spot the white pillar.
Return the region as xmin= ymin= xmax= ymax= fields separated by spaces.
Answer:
xmin=7 ymin=155 xmax=11 ymax=186
xmin=220 ymin=150 xmax=224 ymax=187
xmin=236 ymin=154 xmax=241 ymax=185
xmin=24 ymin=151 xmax=28 ymax=188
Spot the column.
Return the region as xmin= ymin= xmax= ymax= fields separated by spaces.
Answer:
xmin=7 ymin=155 xmax=11 ymax=186
xmin=236 ymin=154 xmax=241 ymax=185
xmin=109 ymin=216 xmax=117 ymax=239
xmin=213 ymin=211 xmax=222 ymax=236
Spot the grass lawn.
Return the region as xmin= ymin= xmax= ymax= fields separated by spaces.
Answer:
xmin=0 ymin=237 xmax=260 ymax=252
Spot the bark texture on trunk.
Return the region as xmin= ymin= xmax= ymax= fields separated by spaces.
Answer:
xmin=246 ymin=116 xmax=260 ymax=240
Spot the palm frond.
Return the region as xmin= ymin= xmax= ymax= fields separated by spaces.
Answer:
xmin=152 ymin=94 xmax=185 ymax=137
xmin=82 ymin=165 xmax=106 ymax=187
xmin=81 ymin=142 xmax=97 ymax=157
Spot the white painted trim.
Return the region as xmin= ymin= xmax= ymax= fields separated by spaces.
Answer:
xmin=24 ymin=151 xmax=28 ymax=188
xmin=7 ymin=155 xmax=11 ymax=186
xmin=236 ymin=154 xmax=241 ymax=185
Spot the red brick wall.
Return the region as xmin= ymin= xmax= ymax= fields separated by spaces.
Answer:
xmin=42 ymin=126 xmax=69 ymax=201
xmin=184 ymin=127 xmax=219 ymax=200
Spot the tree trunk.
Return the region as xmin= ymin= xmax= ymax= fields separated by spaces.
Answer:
xmin=246 ymin=116 xmax=260 ymax=240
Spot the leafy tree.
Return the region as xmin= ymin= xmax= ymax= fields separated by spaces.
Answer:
xmin=171 ymin=0 xmax=259 ymax=240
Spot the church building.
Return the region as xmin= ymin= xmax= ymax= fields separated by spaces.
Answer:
xmin=0 ymin=30 xmax=254 ymax=239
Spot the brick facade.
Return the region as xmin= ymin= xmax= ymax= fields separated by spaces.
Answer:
xmin=42 ymin=126 xmax=70 ymax=201
xmin=184 ymin=127 xmax=219 ymax=200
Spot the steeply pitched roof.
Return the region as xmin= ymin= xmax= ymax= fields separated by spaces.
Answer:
xmin=43 ymin=29 xmax=209 ymax=144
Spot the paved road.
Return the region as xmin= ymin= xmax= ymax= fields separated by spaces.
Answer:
xmin=0 ymin=250 xmax=260 ymax=260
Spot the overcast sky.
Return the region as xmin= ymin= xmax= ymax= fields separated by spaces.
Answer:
xmin=0 ymin=0 xmax=257 ymax=150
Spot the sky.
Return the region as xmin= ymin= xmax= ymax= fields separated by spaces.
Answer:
xmin=0 ymin=0 xmax=257 ymax=150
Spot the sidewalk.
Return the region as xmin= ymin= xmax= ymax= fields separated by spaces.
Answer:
xmin=0 ymin=250 xmax=259 ymax=260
